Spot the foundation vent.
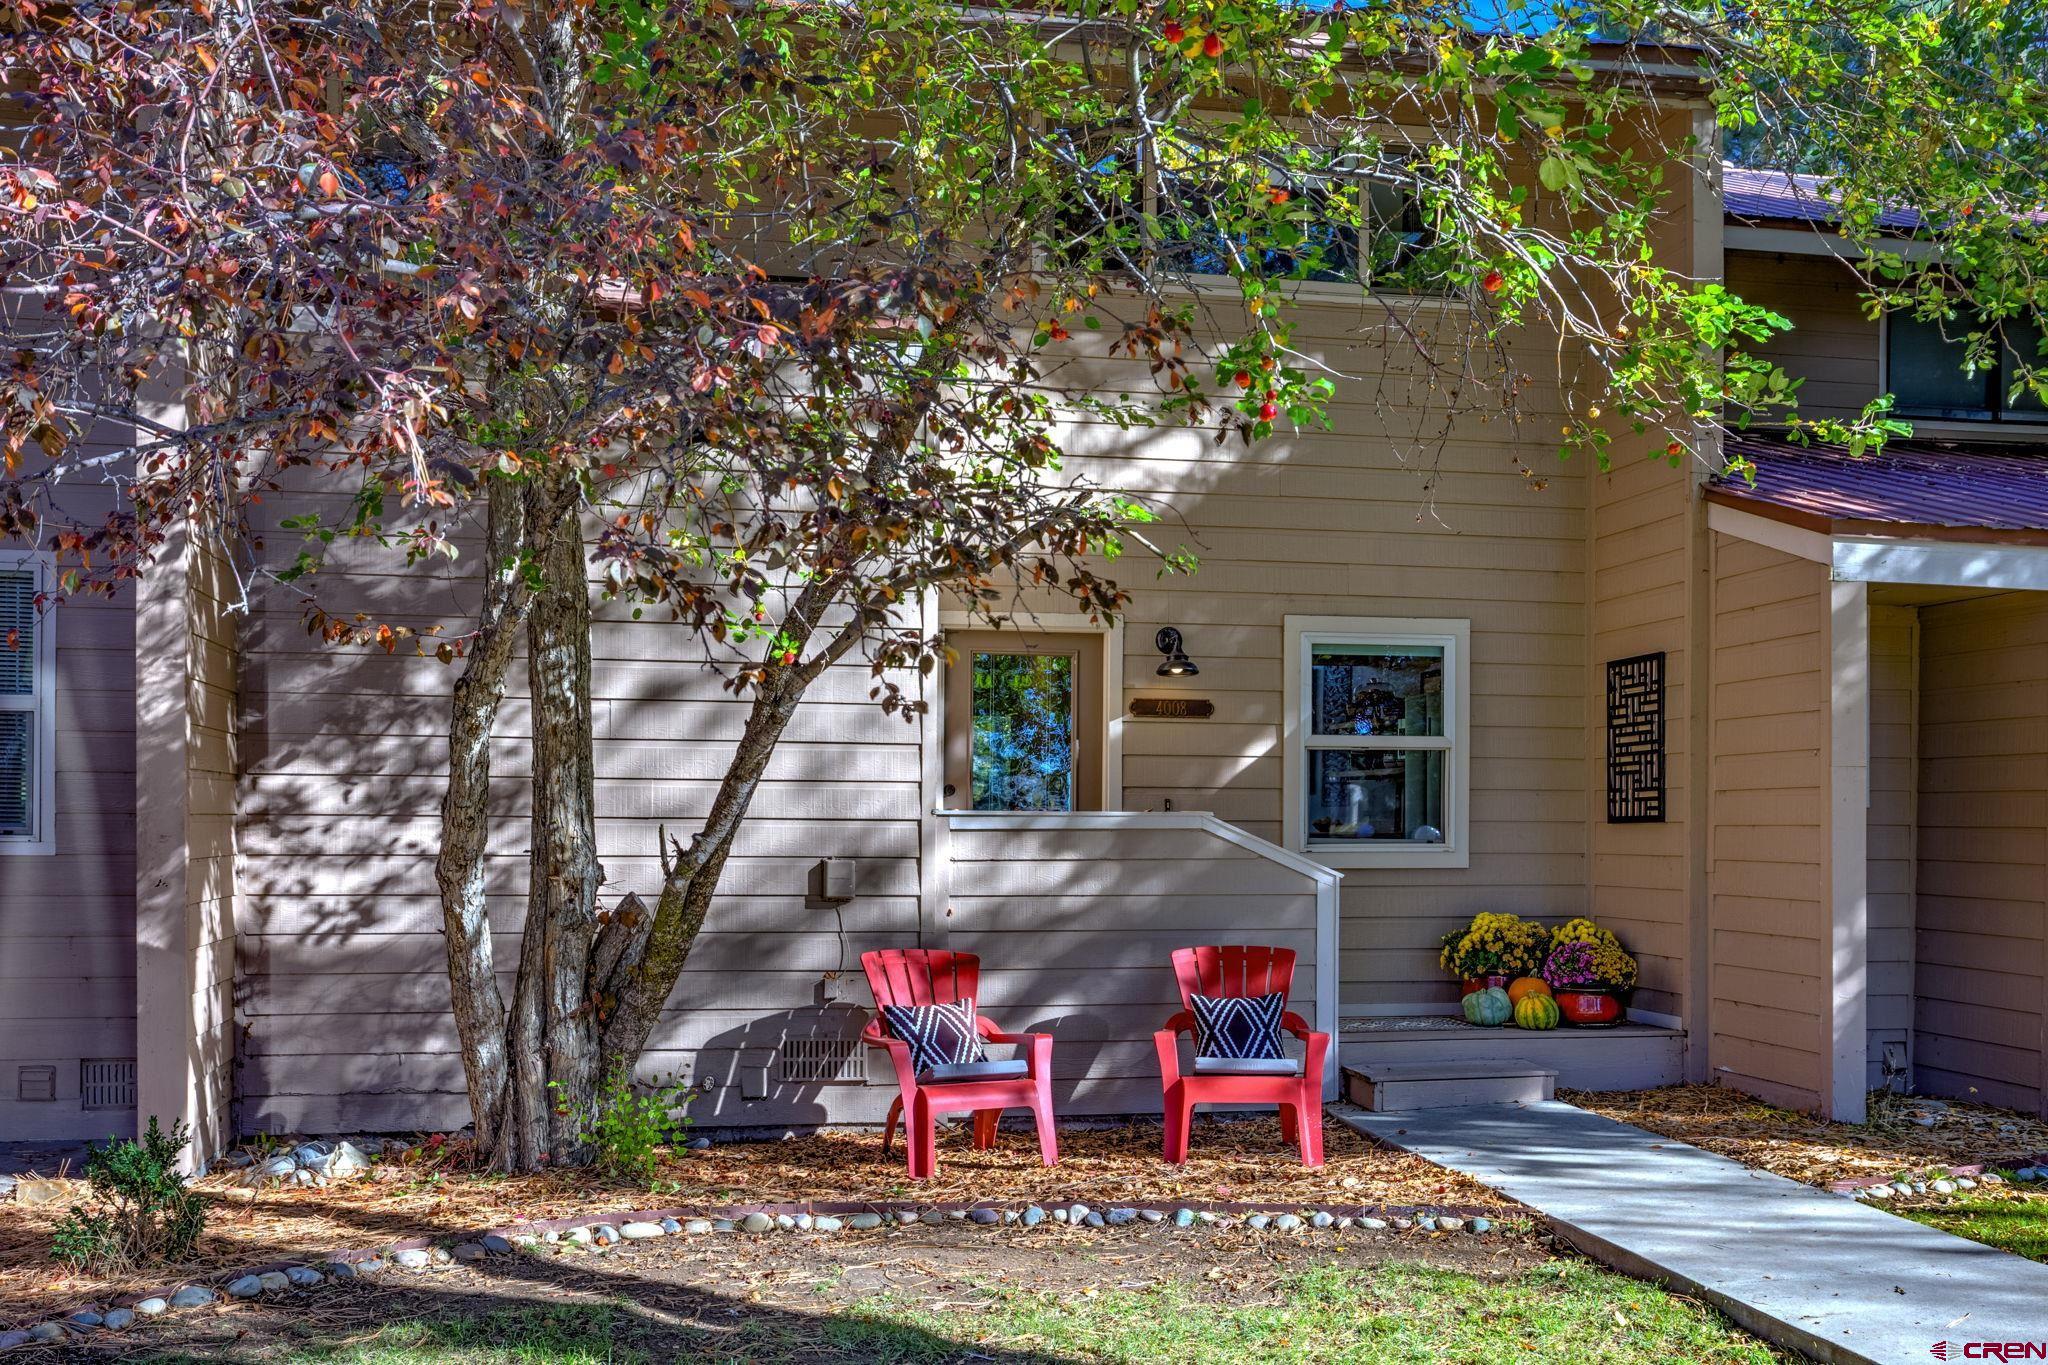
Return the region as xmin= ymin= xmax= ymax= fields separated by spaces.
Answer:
xmin=17 ymin=1065 xmax=55 ymax=1102
xmin=80 ymin=1058 xmax=137 ymax=1110
xmin=778 ymin=1037 xmax=867 ymax=1085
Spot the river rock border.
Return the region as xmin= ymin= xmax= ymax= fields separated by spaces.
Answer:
xmin=0 ymin=1196 xmax=1518 ymax=1351
xmin=1832 ymin=1155 xmax=2048 ymax=1202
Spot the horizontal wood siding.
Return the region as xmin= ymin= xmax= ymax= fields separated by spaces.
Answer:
xmin=945 ymin=821 xmax=1322 ymax=1115
xmin=1867 ymin=603 xmax=1916 ymax=1089
xmin=1726 ymin=251 xmax=1879 ymax=421
xmin=229 ymin=302 xmax=1619 ymax=1132
xmin=1708 ymin=534 xmax=1829 ymax=1111
xmin=1 ymin=448 xmax=137 ymax=1146
xmin=1914 ymin=592 xmax=2047 ymax=1116
xmin=1096 ymin=304 xmax=1594 ymax=1015
xmin=1588 ymin=453 xmax=1695 ymax=1021
xmin=0 ymin=479 xmax=137 ymax=1139
xmin=234 ymin=591 xmax=929 ymax=1133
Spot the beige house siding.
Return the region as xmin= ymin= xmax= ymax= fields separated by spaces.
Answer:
xmin=943 ymin=817 xmax=1328 ymax=1117
xmin=229 ymin=319 xmax=1608 ymax=1128
xmin=1583 ymin=119 xmax=1717 ymax=1035
xmin=234 ymin=585 xmax=928 ymax=1132
xmin=1914 ymin=592 xmax=2048 ymax=1116
xmin=1707 ymin=533 xmax=1831 ymax=1111
xmin=0 ymin=584 xmax=137 ymax=1141
xmin=1867 ymin=603 xmax=1918 ymax=1089
xmin=1725 ymin=250 xmax=1879 ymax=422
xmin=1588 ymin=456 xmax=1696 ymax=1023
xmin=1080 ymin=308 xmax=1593 ymax=1015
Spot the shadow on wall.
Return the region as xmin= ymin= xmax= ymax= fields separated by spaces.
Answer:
xmin=687 ymin=1004 xmax=869 ymax=1130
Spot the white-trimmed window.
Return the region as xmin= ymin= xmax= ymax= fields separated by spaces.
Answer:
xmin=1283 ymin=616 xmax=1469 ymax=869
xmin=0 ymin=552 xmax=56 ymax=855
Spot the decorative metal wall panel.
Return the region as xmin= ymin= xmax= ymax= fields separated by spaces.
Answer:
xmin=1606 ymin=652 xmax=1666 ymax=823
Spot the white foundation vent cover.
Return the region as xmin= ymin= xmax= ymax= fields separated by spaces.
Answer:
xmin=778 ymin=1037 xmax=867 ymax=1085
xmin=80 ymin=1058 xmax=137 ymax=1110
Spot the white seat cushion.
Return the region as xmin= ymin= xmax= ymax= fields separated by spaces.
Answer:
xmin=1192 ymin=1056 xmax=1302 ymax=1077
xmin=922 ymin=1058 xmax=1030 ymax=1084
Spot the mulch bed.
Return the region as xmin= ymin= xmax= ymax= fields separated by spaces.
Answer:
xmin=0 ymin=1114 xmax=1511 ymax=1330
xmin=1562 ymin=1084 xmax=2048 ymax=1187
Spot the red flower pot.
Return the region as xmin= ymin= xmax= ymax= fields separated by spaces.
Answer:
xmin=1555 ymin=990 xmax=1625 ymax=1027
xmin=1461 ymin=975 xmax=1510 ymax=997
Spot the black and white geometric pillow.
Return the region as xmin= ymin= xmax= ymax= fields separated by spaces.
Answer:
xmin=1190 ymin=991 xmax=1287 ymax=1060
xmin=880 ymin=998 xmax=987 ymax=1074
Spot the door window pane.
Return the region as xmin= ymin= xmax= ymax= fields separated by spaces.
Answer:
xmin=1310 ymin=644 xmax=1444 ymax=737
xmin=1307 ymin=748 xmax=1444 ymax=843
xmin=971 ymin=652 xmax=1074 ymax=812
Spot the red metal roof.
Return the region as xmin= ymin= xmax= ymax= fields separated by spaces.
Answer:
xmin=1707 ymin=433 xmax=2048 ymax=544
xmin=1722 ymin=165 xmax=1925 ymax=232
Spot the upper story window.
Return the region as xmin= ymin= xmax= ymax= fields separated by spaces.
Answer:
xmin=1886 ymin=312 xmax=2048 ymax=424
xmin=1156 ymin=166 xmax=1439 ymax=291
xmin=1283 ymin=615 xmax=1470 ymax=869
xmin=0 ymin=552 xmax=56 ymax=855
xmin=1047 ymin=127 xmax=1441 ymax=293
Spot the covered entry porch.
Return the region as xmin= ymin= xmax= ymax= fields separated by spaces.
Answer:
xmin=1705 ymin=436 xmax=2048 ymax=1122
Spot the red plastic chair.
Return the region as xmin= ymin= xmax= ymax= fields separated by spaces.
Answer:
xmin=860 ymin=949 xmax=1057 ymax=1180
xmin=1155 ymin=945 xmax=1329 ymax=1166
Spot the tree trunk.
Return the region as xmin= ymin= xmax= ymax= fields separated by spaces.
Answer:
xmin=597 ymin=595 xmax=866 ymax=1075
xmin=434 ymin=473 xmax=596 ymax=1172
xmin=432 ymin=478 xmax=527 ymax=1164
xmin=515 ymin=493 xmax=603 ymax=1159
xmin=598 ymin=676 xmax=806 ymax=1074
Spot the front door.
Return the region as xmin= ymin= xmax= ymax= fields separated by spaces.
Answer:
xmin=943 ymin=631 xmax=1105 ymax=811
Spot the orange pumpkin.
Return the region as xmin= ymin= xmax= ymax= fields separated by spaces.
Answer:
xmin=1507 ymin=976 xmax=1552 ymax=1006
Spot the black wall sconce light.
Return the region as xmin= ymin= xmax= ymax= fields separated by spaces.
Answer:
xmin=1154 ymin=627 xmax=1199 ymax=677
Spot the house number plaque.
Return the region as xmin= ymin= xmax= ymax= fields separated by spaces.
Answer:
xmin=1130 ymin=697 xmax=1215 ymax=719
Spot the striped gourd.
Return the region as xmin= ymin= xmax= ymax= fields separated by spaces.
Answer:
xmin=1513 ymin=994 xmax=1561 ymax=1030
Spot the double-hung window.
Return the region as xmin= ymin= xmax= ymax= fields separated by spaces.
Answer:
xmin=1283 ymin=616 xmax=1469 ymax=869
xmin=0 ymin=552 xmax=55 ymax=855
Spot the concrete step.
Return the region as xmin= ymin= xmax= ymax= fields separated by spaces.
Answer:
xmin=1339 ymin=1019 xmax=1684 ymax=1092
xmin=1344 ymin=1059 xmax=1557 ymax=1112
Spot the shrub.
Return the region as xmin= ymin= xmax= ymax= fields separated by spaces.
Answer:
xmin=560 ymin=1069 xmax=693 ymax=1183
xmin=50 ymin=1118 xmax=207 ymax=1271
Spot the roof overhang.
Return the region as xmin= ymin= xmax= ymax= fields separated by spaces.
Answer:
xmin=1724 ymin=224 xmax=1939 ymax=262
xmin=1707 ymin=498 xmax=2048 ymax=592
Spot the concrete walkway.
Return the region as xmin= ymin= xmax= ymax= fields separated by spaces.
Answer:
xmin=1339 ymin=1100 xmax=2048 ymax=1365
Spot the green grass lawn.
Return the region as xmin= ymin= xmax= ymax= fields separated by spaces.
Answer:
xmin=268 ymin=1260 xmax=1776 ymax=1364
xmin=1898 ymin=1191 xmax=2048 ymax=1264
